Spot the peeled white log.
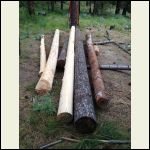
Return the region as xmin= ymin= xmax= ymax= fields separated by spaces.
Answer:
xmin=35 ymin=29 xmax=59 ymax=94
xmin=39 ymin=35 xmax=46 ymax=76
xmin=57 ymin=26 xmax=75 ymax=122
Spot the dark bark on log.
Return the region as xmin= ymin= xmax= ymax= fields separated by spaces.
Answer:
xmin=74 ymin=28 xmax=97 ymax=133
xmin=57 ymin=38 xmax=69 ymax=69
xmin=86 ymin=34 xmax=109 ymax=108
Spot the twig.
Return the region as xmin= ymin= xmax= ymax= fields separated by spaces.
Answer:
xmin=94 ymin=40 xmax=114 ymax=45
xmin=61 ymin=137 xmax=80 ymax=143
xmin=113 ymin=42 xmax=131 ymax=55
xmin=40 ymin=139 xmax=63 ymax=149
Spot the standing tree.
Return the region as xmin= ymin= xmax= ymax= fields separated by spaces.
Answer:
xmin=61 ymin=1 xmax=63 ymax=10
xmin=51 ymin=1 xmax=54 ymax=11
xmin=115 ymin=1 xmax=121 ymax=14
xmin=27 ymin=1 xmax=35 ymax=16
xmin=122 ymin=1 xmax=130 ymax=16
xmin=89 ymin=1 xmax=92 ymax=14
xmin=69 ymin=1 xmax=79 ymax=26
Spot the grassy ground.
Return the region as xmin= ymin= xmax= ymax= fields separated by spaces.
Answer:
xmin=20 ymin=1 xmax=131 ymax=149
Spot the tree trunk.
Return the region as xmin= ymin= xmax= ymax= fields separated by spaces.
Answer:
xmin=93 ymin=1 xmax=100 ymax=15
xmin=115 ymin=1 xmax=121 ymax=14
xmin=122 ymin=1 xmax=128 ymax=16
xmin=57 ymin=26 xmax=75 ymax=122
xmin=89 ymin=1 xmax=92 ymax=14
xmin=57 ymin=37 xmax=69 ymax=69
xmin=47 ymin=1 xmax=51 ymax=12
xmin=28 ymin=1 xmax=35 ymax=16
xmin=74 ymin=28 xmax=97 ymax=133
xmin=51 ymin=1 xmax=54 ymax=11
xmin=94 ymin=45 xmax=99 ymax=56
xmin=69 ymin=1 xmax=79 ymax=26
xmin=86 ymin=34 xmax=109 ymax=108
xmin=61 ymin=1 xmax=63 ymax=10
xmin=39 ymin=35 xmax=46 ymax=76
xmin=35 ymin=29 xmax=59 ymax=94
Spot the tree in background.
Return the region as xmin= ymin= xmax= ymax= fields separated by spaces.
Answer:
xmin=28 ymin=1 xmax=35 ymax=15
xmin=115 ymin=1 xmax=121 ymax=14
xmin=61 ymin=1 xmax=63 ymax=10
xmin=122 ymin=1 xmax=131 ymax=16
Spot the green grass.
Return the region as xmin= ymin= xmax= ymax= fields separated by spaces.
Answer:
xmin=94 ymin=121 xmax=130 ymax=140
xmin=19 ymin=1 xmax=130 ymax=37
xmin=33 ymin=93 xmax=57 ymax=116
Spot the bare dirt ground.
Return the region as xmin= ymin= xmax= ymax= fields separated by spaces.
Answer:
xmin=19 ymin=27 xmax=130 ymax=149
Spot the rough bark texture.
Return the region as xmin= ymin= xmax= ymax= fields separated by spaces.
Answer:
xmin=74 ymin=28 xmax=97 ymax=133
xmin=35 ymin=29 xmax=59 ymax=94
xmin=86 ymin=34 xmax=109 ymax=108
xmin=57 ymin=26 xmax=75 ymax=122
xmin=69 ymin=1 xmax=79 ymax=26
xmin=57 ymin=38 xmax=69 ymax=69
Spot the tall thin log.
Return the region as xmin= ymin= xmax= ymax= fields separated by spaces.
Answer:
xmin=74 ymin=28 xmax=97 ymax=133
xmin=57 ymin=38 xmax=68 ymax=69
xmin=39 ymin=35 xmax=46 ymax=76
xmin=86 ymin=34 xmax=109 ymax=108
xmin=35 ymin=29 xmax=59 ymax=94
xmin=57 ymin=26 xmax=75 ymax=122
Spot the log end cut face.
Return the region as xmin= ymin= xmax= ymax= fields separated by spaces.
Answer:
xmin=75 ymin=117 xmax=97 ymax=133
xmin=35 ymin=80 xmax=51 ymax=95
xmin=96 ymin=91 xmax=110 ymax=109
xmin=57 ymin=112 xmax=73 ymax=123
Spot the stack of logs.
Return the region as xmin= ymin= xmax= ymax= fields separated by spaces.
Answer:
xmin=35 ymin=27 xmax=130 ymax=133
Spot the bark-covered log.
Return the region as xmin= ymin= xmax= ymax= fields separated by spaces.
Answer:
xmin=57 ymin=38 xmax=68 ymax=69
xmin=94 ymin=45 xmax=99 ymax=56
xmin=86 ymin=34 xmax=109 ymax=108
xmin=57 ymin=26 xmax=75 ymax=122
xmin=74 ymin=28 xmax=97 ymax=133
xmin=35 ymin=29 xmax=59 ymax=94
xmin=39 ymin=35 xmax=46 ymax=76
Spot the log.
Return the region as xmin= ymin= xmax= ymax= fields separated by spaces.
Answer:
xmin=39 ymin=35 xmax=46 ymax=76
xmin=57 ymin=26 xmax=75 ymax=122
xmin=94 ymin=45 xmax=99 ymax=56
xmin=57 ymin=38 xmax=68 ymax=69
xmin=35 ymin=29 xmax=59 ymax=94
xmin=87 ymin=64 xmax=131 ymax=70
xmin=86 ymin=34 xmax=109 ymax=108
xmin=74 ymin=28 xmax=97 ymax=133
xmin=94 ymin=40 xmax=114 ymax=45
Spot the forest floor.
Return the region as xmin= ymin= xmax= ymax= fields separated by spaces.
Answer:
xmin=19 ymin=25 xmax=131 ymax=149
xmin=19 ymin=2 xmax=131 ymax=149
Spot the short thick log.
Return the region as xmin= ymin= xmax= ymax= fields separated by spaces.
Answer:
xmin=74 ymin=29 xmax=97 ymax=133
xmin=86 ymin=34 xmax=109 ymax=108
xmin=39 ymin=35 xmax=46 ymax=76
xmin=35 ymin=29 xmax=59 ymax=94
xmin=57 ymin=26 xmax=75 ymax=122
xmin=57 ymin=38 xmax=68 ymax=69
